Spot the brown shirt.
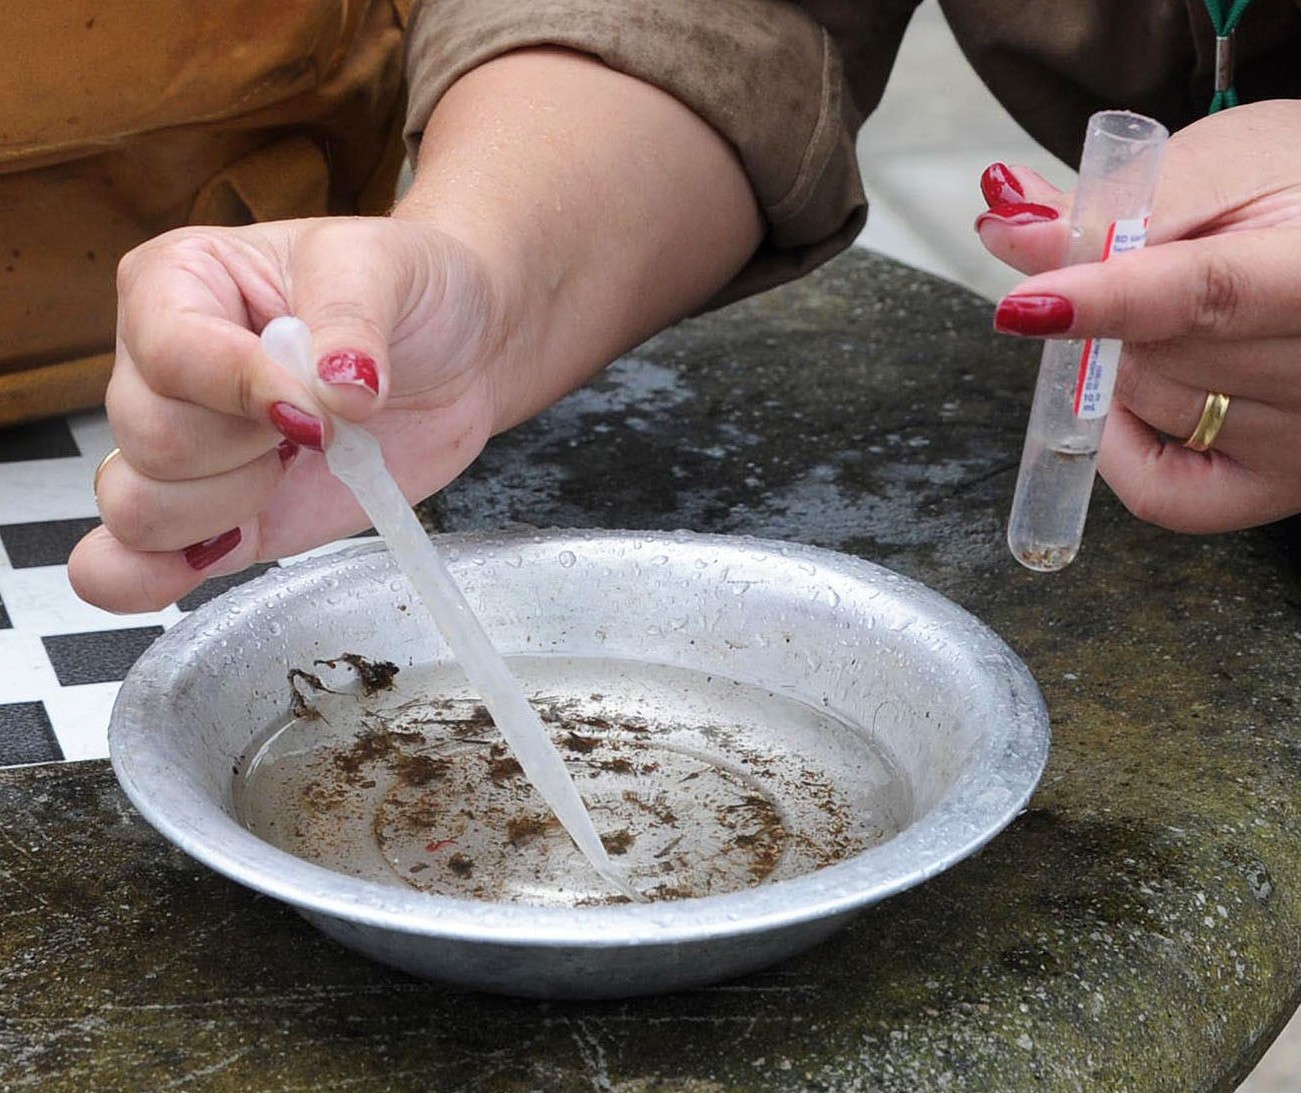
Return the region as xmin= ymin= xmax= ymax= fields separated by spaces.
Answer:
xmin=404 ymin=0 xmax=1301 ymax=306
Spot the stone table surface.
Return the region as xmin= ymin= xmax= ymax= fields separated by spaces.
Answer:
xmin=5 ymin=250 xmax=1301 ymax=1091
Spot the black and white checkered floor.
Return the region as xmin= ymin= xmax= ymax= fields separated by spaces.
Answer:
xmin=0 ymin=409 xmax=371 ymax=767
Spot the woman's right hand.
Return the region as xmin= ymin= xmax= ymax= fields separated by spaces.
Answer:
xmin=69 ymin=214 xmax=510 ymax=613
xmin=69 ymin=47 xmax=764 ymax=614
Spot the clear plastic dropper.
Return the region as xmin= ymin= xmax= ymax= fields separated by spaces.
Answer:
xmin=1007 ymin=111 xmax=1168 ymax=572
xmin=260 ymin=317 xmax=640 ymax=902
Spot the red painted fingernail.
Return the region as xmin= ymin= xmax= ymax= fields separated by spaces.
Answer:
xmin=269 ymin=402 xmax=324 ymax=450
xmin=980 ymin=162 xmax=1025 ymax=206
xmin=277 ymin=439 xmax=299 ymax=467
xmin=994 ymin=294 xmax=1075 ymax=336
xmin=183 ymin=528 xmax=241 ymax=571
xmin=317 ymin=350 xmax=379 ymax=395
xmin=975 ymin=202 xmax=1059 ymax=230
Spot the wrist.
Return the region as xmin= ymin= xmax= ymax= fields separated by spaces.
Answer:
xmin=391 ymin=187 xmax=539 ymax=436
xmin=392 ymin=47 xmax=763 ymax=433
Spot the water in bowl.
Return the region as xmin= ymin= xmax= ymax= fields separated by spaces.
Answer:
xmin=233 ymin=654 xmax=912 ymax=907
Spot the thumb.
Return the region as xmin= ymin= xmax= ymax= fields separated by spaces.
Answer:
xmin=282 ymin=220 xmax=409 ymax=423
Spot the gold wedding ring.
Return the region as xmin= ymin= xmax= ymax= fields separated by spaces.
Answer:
xmin=1184 ymin=391 xmax=1231 ymax=452
xmin=92 ymin=447 xmax=121 ymax=502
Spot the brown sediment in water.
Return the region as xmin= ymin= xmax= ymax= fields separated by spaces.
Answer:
xmin=487 ymin=744 xmax=524 ymax=785
xmin=384 ymin=795 xmax=445 ymax=837
xmin=394 ymin=753 xmax=450 ymax=787
xmin=242 ymin=664 xmax=891 ymax=907
xmin=300 ymin=778 xmax=346 ymax=814
xmin=602 ymin=829 xmax=634 ymax=856
xmin=445 ymin=704 xmax=495 ymax=738
xmin=334 ymin=730 xmax=398 ymax=773
xmin=621 ymin=789 xmax=678 ymax=827
xmin=506 ymin=814 xmax=554 ymax=847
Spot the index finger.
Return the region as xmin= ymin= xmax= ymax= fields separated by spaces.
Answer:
xmin=995 ymin=227 xmax=1301 ymax=343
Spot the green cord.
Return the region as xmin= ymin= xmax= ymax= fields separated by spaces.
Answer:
xmin=1211 ymin=89 xmax=1239 ymax=113
xmin=1202 ymin=0 xmax=1254 ymax=111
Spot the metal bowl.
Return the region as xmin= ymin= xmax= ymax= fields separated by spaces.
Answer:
xmin=109 ymin=530 xmax=1048 ymax=998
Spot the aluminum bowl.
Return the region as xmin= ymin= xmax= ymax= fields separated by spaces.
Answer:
xmin=109 ymin=529 xmax=1048 ymax=999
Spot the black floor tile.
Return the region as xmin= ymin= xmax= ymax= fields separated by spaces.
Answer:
xmin=0 ymin=702 xmax=62 ymax=764
xmin=0 ymin=419 xmax=80 ymax=462
xmin=1 ymin=518 xmax=102 ymax=569
xmin=42 ymin=627 xmax=164 ymax=687
xmin=176 ymin=562 xmax=281 ymax=612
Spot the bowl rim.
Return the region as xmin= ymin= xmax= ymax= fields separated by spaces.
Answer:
xmin=109 ymin=529 xmax=1050 ymax=948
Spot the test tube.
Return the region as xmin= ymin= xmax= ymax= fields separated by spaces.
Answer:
xmin=1006 ymin=111 xmax=1168 ymax=572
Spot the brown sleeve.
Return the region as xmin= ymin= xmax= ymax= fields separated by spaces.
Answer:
xmin=402 ymin=0 xmax=913 ymax=307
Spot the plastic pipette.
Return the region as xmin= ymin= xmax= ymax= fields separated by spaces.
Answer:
xmin=260 ymin=317 xmax=639 ymax=901
xmin=1006 ymin=111 xmax=1168 ymax=571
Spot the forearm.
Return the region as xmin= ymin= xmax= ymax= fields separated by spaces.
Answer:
xmin=393 ymin=47 xmax=764 ymax=432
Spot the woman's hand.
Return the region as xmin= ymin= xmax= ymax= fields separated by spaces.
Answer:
xmin=68 ymin=48 xmax=763 ymax=614
xmin=69 ymin=216 xmax=507 ymax=612
xmin=976 ymin=99 xmax=1301 ymax=533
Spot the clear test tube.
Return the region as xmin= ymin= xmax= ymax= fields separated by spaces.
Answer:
xmin=1007 ymin=111 xmax=1168 ymax=572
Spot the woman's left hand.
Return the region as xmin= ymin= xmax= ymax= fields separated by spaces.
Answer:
xmin=976 ymin=99 xmax=1301 ymax=533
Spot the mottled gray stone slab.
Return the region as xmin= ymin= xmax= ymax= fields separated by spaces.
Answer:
xmin=5 ymin=250 xmax=1301 ymax=1091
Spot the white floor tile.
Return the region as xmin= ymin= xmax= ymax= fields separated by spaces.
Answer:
xmin=0 ymin=456 xmax=102 ymax=523
xmin=43 ymin=682 xmax=119 ymax=761
xmin=0 ymin=630 xmax=60 ymax=704
xmin=0 ymin=565 xmax=182 ymax=636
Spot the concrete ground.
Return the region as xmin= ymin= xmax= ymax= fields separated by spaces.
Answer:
xmin=851 ymin=4 xmax=1301 ymax=1089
